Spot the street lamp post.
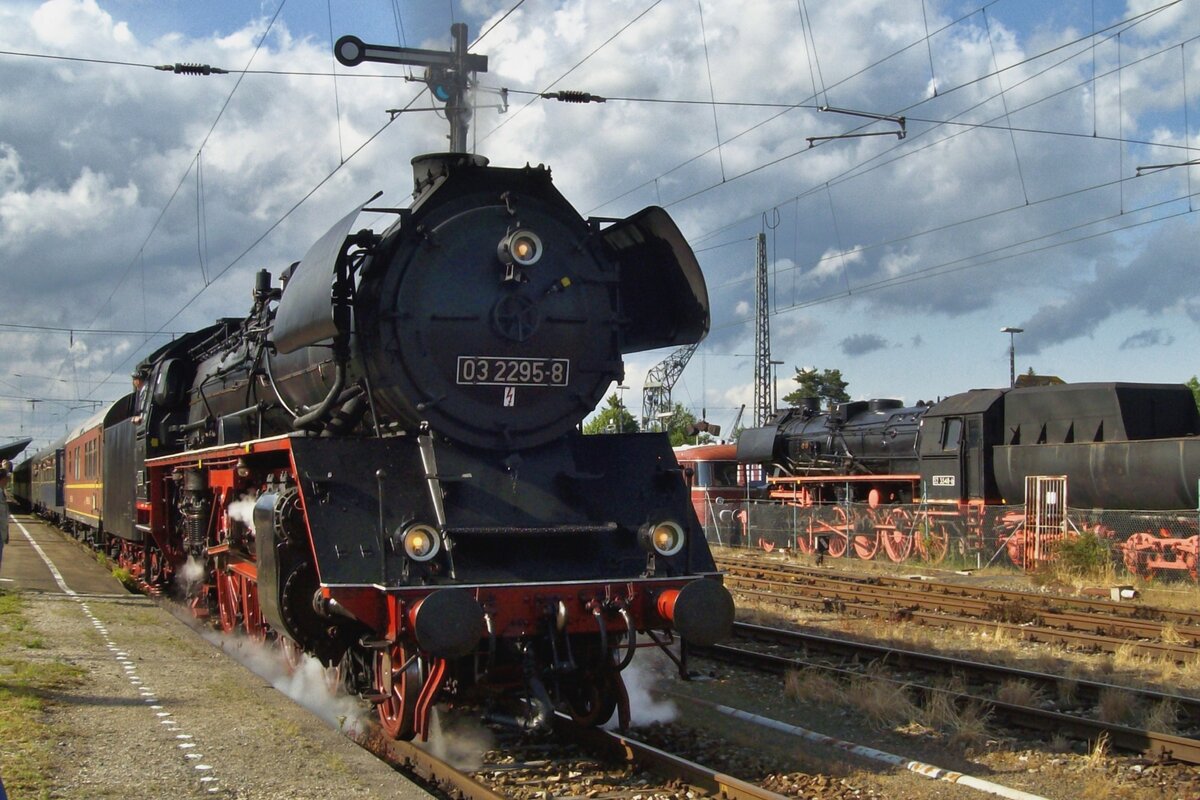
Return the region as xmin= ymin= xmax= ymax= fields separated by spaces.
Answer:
xmin=1001 ymin=327 xmax=1024 ymax=388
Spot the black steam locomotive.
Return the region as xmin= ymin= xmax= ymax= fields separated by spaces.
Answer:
xmin=738 ymin=382 xmax=1200 ymax=510
xmin=20 ymin=27 xmax=733 ymax=741
xmin=140 ymin=156 xmax=734 ymax=737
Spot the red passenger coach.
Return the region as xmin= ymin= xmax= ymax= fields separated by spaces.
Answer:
xmin=674 ymin=443 xmax=763 ymax=545
xmin=64 ymin=409 xmax=106 ymax=533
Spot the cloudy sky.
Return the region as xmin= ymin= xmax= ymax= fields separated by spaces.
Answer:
xmin=0 ymin=0 xmax=1197 ymax=451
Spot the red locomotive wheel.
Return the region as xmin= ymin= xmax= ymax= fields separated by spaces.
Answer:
xmin=851 ymin=513 xmax=879 ymax=560
xmin=375 ymin=643 xmax=421 ymax=740
xmin=278 ymin=636 xmax=304 ymax=671
xmin=794 ymin=509 xmax=816 ymax=554
xmin=825 ymin=506 xmax=849 ymax=558
xmin=215 ymin=571 xmax=240 ymax=633
xmin=880 ymin=507 xmax=914 ymax=563
xmin=241 ymin=578 xmax=266 ymax=642
xmin=915 ymin=520 xmax=950 ymax=564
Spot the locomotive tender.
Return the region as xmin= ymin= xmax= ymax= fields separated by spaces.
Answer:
xmin=15 ymin=26 xmax=733 ymax=740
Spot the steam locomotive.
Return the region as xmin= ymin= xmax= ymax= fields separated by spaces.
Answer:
xmin=14 ymin=27 xmax=733 ymax=740
xmin=737 ymin=382 xmax=1200 ymax=509
xmin=731 ymin=382 xmax=1200 ymax=569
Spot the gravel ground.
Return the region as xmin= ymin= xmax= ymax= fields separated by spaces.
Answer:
xmin=13 ymin=589 xmax=432 ymax=800
xmin=679 ymin=548 xmax=1200 ymax=799
xmin=11 ymin=530 xmax=1200 ymax=800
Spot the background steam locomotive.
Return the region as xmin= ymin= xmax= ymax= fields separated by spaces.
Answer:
xmin=721 ymin=381 xmax=1200 ymax=573
xmin=13 ymin=26 xmax=733 ymax=741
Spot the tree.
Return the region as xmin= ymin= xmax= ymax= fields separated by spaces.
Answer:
xmin=662 ymin=403 xmax=701 ymax=447
xmin=1188 ymin=376 xmax=1200 ymax=413
xmin=781 ymin=367 xmax=850 ymax=409
xmin=583 ymin=393 xmax=639 ymax=435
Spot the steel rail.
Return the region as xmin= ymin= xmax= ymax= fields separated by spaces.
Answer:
xmin=554 ymin=715 xmax=793 ymax=800
xmin=722 ymin=562 xmax=1195 ymax=641
xmin=701 ymin=623 xmax=1200 ymax=765
xmin=48 ymin=515 xmax=788 ymax=800
xmin=730 ymin=578 xmax=1199 ymax=662
xmin=720 ymin=563 xmax=1200 ymax=662
xmin=716 ymin=555 xmax=1200 ymax=626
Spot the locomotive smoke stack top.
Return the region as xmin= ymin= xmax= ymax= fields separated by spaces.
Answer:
xmin=410 ymin=152 xmax=490 ymax=198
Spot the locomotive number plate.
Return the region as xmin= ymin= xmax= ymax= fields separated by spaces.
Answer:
xmin=456 ymin=356 xmax=570 ymax=387
xmin=932 ymin=475 xmax=955 ymax=487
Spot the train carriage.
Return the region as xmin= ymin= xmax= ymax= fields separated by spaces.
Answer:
xmin=28 ymin=438 xmax=65 ymax=522
xmin=63 ymin=408 xmax=106 ymax=535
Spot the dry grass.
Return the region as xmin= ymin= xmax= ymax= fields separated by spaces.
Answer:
xmin=996 ymin=678 xmax=1043 ymax=708
xmin=1056 ymin=677 xmax=1079 ymax=708
xmin=1048 ymin=732 xmax=1073 ymax=753
xmin=915 ymin=675 xmax=992 ymax=752
xmin=845 ymin=664 xmax=919 ymax=728
xmin=1142 ymin=699 xmax=1181 ymax=734
xmin=1174 ymin=655 xmax=1200 ymax=693
xmin=919 ymin=675 xmax=967 ymax=732
xmin=1111 ymin=641 xmax=1146 ymax=672
xmin=1157 ymin=622 xmax=1188 ymax=645
xmin=783 ymin=668 xmax=844 ymax=705
xmin=944 ymin=700 xmax=991 ymax=752
xmin=1086 ymin=732 xmax=1110 ymax=767
xmin=1097 ymin=687 xmax=1140 ymax=725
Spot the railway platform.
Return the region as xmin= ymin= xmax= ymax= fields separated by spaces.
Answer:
xmin=0 ymin=515 xmax=433 ymax=800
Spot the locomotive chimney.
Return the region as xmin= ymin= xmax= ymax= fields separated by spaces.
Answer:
xmin=411 ymin=153 xmax=490 ymax=199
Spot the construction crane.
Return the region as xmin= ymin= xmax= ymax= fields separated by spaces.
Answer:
xmin=640 ymin=342 xmax=699 ymax=432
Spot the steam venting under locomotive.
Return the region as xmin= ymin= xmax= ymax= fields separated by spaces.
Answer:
xmin=78 ymin=25 xmax=735 ymax=741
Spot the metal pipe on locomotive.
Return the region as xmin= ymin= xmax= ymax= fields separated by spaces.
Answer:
xmin=94 ymin=26 xmax=733 ymax=740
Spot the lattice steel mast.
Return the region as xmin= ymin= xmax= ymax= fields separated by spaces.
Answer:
xmin=753 ymin=232 xmax=772 ymax=426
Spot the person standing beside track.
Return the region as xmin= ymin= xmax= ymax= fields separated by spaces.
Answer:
xmin=0 ymin=459 xmax=10 ymax=579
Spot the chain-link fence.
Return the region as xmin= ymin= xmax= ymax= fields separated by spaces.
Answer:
xmin=702 ymin=498 xmax=1200 ymax=583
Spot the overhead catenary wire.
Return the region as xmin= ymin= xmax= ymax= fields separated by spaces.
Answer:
xmin=585 ymin=0 xmax=1179 ymax=218
xmin=710 ymin=187 xmax=1200 ymax=334
xmin=4 ymin=0 xmax=1195 ymax=431
xmin=685 ymin=5 xmax=1195 ymax=256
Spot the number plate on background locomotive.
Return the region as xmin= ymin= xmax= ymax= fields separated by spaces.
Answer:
xmin=456 ymin=356 xmax=570 ymax=387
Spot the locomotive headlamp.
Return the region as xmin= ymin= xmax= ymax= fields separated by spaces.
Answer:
xmin=639 ymin=519 xmax=686 ymax=557
xmin=498 ymin=229 xmax=543 ymax=267
xmin=399 ymin=523 xmax=441 ymax=562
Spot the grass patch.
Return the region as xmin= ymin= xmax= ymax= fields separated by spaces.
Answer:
xmin=111 ymin=566 xmax=138 ymax=592
xmin=783 ymin=668 xmax=844 ymax=705
xmin=1050 ymin=532 xmax=1117 ymax=583
xmin=0 ymin=593 xmax=87 ymax=798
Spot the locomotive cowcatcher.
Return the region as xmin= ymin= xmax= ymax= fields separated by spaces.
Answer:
xmin=118 ymin=25 xmax=733 ymax=741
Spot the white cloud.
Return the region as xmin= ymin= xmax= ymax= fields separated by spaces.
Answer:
xmin=1 ymin=0 xmax=1198 ymax=446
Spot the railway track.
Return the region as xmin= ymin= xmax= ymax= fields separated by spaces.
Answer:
xmin=352 ymin=714 xmax=791 ymax=800
xmin=701 ymin=621 xmax=1200 ymax=765
xmin=717 ymin=556 xmax=1200 ymax=661
xmin=64 ymin=521 xmax=791 ymax=800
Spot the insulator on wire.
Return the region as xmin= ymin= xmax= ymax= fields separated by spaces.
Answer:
xmin=540 ymin=90 xmax=606 ymax=104
xmin=156 ymin=63 xmax=230 ymax=76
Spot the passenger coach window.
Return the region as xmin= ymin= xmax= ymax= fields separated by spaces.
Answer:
xmin=941 ymin=418 xmax=962 ymax=451
xmin=712 ymin=462 xmax=740 ymax=487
